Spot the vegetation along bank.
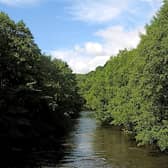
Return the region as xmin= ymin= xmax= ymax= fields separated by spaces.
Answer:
xmin=77 ymin=0 xmax=168 ymax=152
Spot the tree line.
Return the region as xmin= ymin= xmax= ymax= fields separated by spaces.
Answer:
xmin=0 ymin=12 xmax=84 ymax=150
xmin=77 ymin=0 xmax=168 ymax=151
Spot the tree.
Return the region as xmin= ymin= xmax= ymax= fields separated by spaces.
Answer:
xmin=0 ymin=12 xmax=84 ymax=151
xmin=77 ymin=1 xmax=168 ymax=151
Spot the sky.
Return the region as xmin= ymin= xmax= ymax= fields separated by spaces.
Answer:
xmin=0 ymin=0 xmax=163 ymax=73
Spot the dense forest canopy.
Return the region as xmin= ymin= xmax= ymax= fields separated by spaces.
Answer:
xmin=77 ymin=0 xmax=168 ymax=151
xmin=0 ymin=12 xmax=84 ymax=149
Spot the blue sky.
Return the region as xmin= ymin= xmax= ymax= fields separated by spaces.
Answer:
xmin=0 ymin=0 xmax=162 ymax=73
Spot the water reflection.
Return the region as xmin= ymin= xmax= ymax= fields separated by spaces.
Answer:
xmin=56 ymin=112 xmax=109 ymax=167
xmin=58 ymin=111 xmax=168 ymax=168
xmin=93 ymin=124 xmax=168 ymax=168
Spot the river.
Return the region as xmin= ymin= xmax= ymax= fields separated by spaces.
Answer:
xmin=8 ymin=111 xmax=168 ymax=168
xmin=55 ymin=112 xmax=168 ymax=168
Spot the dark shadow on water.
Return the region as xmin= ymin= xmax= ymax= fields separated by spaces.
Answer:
xmin=0 ymin=119 xmax=79 ymax=168
xmin=0 ymin=140 xmax=66 ymax=168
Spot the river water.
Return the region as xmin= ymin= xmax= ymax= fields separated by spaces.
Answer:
xmin=55 ymin=112 xmax=168 ymax=168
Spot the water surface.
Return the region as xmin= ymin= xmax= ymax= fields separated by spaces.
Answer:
xmin=56 ymin=112 xmax=168 ymax=168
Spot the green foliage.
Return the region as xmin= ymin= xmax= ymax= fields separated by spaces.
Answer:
xmin=0 ymin=12 xmax=83 ymax=149
xmin=77 ymin=1 xmax=168 ymax=151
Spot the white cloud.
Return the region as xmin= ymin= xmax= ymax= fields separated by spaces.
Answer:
xmin=50 ymin=26 xmax=145 ymax=74
xmin=0 ymin=0 xmax=41 ymax=6
xmin=96 ymin=26 xmax=145 ymax=55
xmin=69 ymin=0 xmax=129 ymax=23
xmin=51 ymin=42 xmax=108 ymax=74
xmin=69 ymin=0 xmax=162 ymax=23
xmin=48 ymin=0 xmax=163 ymax=74
xmin=51 ymin=0 xmax=162 ymax=73
xmin=85 ymin=42 xmax=104 ymax=56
